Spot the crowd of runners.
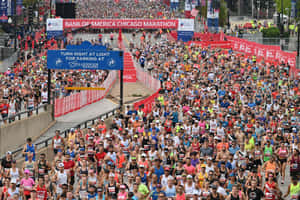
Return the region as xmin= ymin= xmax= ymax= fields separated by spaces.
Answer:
xmin=76 ymin=0 xmax=183 ymax=19
xmin=0 ymin=29 xmax=299 ymax=199
xmin=0 ymin=0 xmax=299 ymax=200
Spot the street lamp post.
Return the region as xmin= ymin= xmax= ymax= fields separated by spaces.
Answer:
xmin=297 ymin=23 xmax=300 ymax=69
xmin=280 ymin=0 xmax=284 ymax=50
xmin=13 ymin=0 xmax=17 ymax=51
xmin=257 ymin=0 xmax=260 ymax=19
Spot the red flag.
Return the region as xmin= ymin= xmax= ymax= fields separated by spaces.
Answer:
xmin=114 ymin=12 xmax=119 ymax=17
xmin=191 ymin=8 xmax=199 ymax=17
xmin=25 ymin=41 xmax=28 ymax=51
xmin=118 ymin=28 xmax=122 ymax=41
xmin=114 ymin=0 xmax=119 ymax=3
xmin=135 ymin=0 xmax=138 ymax=3
xmin=157 ymin=12 xmax=163 ymax=16
xmin=121 ymin=8 xmax=126 ymax=12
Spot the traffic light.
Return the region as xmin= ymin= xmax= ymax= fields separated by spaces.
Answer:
xmin=28 ymin=6 xmax=33 ymax=24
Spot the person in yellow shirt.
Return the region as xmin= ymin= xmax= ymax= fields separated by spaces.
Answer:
xmin=197 ymin=164 xmax=208 ymax=188
xmin=245 ymin=136 xmax=255 ymax=152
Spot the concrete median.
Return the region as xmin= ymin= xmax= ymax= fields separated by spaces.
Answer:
xmin=0 ymin=105 xmax=55 ymax=156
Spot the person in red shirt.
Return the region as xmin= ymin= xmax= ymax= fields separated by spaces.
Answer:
xmin=0 ymin=99 xmax=9 ymax=123
xmin=63 ymin=153 xmax=75 ymax=185
xmin=176 ymin=185 xmax=185 ymax=200
xmin=95 ymin=144 xmax=106 ymax=172
xmin=35 ymin=177 xmax=47 ymax=200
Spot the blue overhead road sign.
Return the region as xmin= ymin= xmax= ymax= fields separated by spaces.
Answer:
xmin=47 ymin=50 xmax=124 ymax=70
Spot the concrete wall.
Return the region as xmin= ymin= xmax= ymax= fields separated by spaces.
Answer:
xmin=0 ymin=105 xmax=55 ymax=156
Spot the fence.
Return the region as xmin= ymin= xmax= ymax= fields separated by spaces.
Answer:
xmin=54 ymin=71 xmax=117 ymax=117
xmin=1 ymin=106 xmax=120 ymax=160
xmin=242 ymin=36 xmax=299 ymax=52
xmin=133 ymin=61 xmax=161 ymax=113
xmin=0 ymin=104 xmax=50 ymax=126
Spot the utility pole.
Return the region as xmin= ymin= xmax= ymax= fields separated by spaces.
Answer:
xmin=297 ymin=23 xmax=300 ymax=69
xmin=13 ymin=0 xmax=17 ymax=51
xmin=280 ymin=0 xmax=284 ymax=50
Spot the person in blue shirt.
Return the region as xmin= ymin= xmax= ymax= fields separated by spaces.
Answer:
xmin=96 ymin=187 xmax=105 ymax=200
xmin=229 ymin=141 xmax=240 ymax=155
xmin=87 ymin=186 xmax=97 ymax=200
xmin=151 ymin=185 xmax=166 ymax=200
xmin=138 ymin=165 xmax=148 ymax=184
xmin=23 ymin=137 xmax=35 ymax=161
xmin=153 ymin=159 xmax=164 ymax=182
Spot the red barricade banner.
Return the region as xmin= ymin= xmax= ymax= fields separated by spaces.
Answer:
xmin=54 ymin=71 xmax=117 ymax=117
xmin=123 ymin=69 xmax=137 ymax=82
xmin=63 ymin=19 xmax=179 ymax=29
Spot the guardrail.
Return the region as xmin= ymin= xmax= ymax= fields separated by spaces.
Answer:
xmin=1 ymin=106 xmax=120 ymax=160
xmin=0 ymin=103 xmax=50 ymax=126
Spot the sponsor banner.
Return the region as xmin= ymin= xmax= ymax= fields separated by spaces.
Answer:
xmin=47 ymin=18 xmax=63 ymax=31
xmin=185 ymin=0 xmax=191 ymax=11
xmin=0 ymin=0 xmax=8 ymax=22
xmin=63 ymin=19 xmax=179 ymax=29
xmin=177 ymin=31 xmax=194 ymax=42
xmin=47 ymin=30 xmax=63 ymax=39
xmin=207 ymin=0 xmax=220 ymax=19
xmin=178 ymin=19 xmax=194 ymax=31
xmin=47 ymin=50 xmax=124 ymax=70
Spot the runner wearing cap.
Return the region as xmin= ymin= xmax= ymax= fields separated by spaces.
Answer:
xmin=263 ymin=172 xmax=281 ymax=200
xmin=53 ymin=162 xmax=68 ymax=196
xmin=20 ymin=169 xmax=35 ymax=200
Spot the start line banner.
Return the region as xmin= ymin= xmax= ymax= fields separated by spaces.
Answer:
xmin=63 ymin=19 xmax=179 ymax=29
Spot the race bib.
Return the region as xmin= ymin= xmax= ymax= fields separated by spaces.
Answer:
xmin=292 ymin=164 xmax=298 ymax=169
xmin=265 ymin=193 xmax=273 ymax=200
xmin=265 ymin=152 xmax=271 ymax=156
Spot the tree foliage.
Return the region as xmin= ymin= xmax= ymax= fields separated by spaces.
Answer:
xmin=219 ymin=0 xmax=228 ymax=27
xmin=275 ymin=0 xmax=291 ymax=15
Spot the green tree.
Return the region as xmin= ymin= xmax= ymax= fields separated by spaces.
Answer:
xmin=219 ymin=0 xmax=228 ymax=27
xmin=200 ymin=0 xmax=208 ymax=19
xmin=296 ymin=0 xmax=300 ymax=22
xmin=23 ymin=0 xmax=39 ymax=7
xmin=275 ymin=0 xmax=291 ymax=15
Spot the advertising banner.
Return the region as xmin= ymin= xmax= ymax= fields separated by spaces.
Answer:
xmin=46 ymin=18 xmax=63 ymax=39
xmin=47 ymin=50 xmax=124 ymax=70
xmin=178 ymin=19 xmax=194 ymax=31
xmin=63 ymin=19 xmax=179 ymax=29
xmin=0 ymin=0 xmax=8 ymax=22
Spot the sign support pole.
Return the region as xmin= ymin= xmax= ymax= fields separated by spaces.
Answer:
xmin=120 ymin=69 xmax=124 ymax=110
xmin=47 ymin=68 xmax=54 ymax=119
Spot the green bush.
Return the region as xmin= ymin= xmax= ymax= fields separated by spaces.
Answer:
xmin=262 ymin=27 xmax=280 ymax=37
xmin=262 ymin=27 xmax=290 ymax=38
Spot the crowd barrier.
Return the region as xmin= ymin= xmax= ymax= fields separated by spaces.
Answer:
xmin=225 ymin=35 xmax=298 ymax=78
xmin=122 ymin=52 xmax=137 ymax=82
xmin=183 ymin=32 xmax=298 ymax=78
xmin=54 ymin=71 xmax=117 ymax=117
xmin=133 ymin=63 xmax=161 ymax=113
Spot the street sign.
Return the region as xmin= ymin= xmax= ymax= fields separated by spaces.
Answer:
xmin=47 ymin=50 xmax=124 ymax=70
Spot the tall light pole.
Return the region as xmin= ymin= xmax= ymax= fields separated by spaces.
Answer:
xmin=257 ymin=0 xmax=260 ymax=19
xmin=280 ymin=0 xmax=284 ymax=50
xmin=297 ymin=23 xmax=300 ymax=69
xmin=13 ymin=0 xmax=17 ymax=51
